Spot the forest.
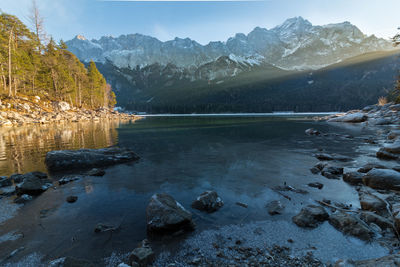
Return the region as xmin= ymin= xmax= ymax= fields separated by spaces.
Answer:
xmin=0 ymin=11 xmax=116 ymax=109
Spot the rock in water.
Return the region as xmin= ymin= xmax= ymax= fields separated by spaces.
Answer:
xmin=146 ymin=193 xmax=194 ymax=235
xmin=15 ymin=173 xmax=52 ymax=196
xmin=86 ymin=168 xmax=105 ymax=176
xmin=66 ymin=196 xmax=78 ymax=203
xmin=363 ymin=168 xmax=400 ymax=190
xmin=292 ymin=205 xmax=329 ymax=228
xmin=0 ymin=176 xmax=12 ymax=187
xmin=337 ymin=254 xmax=400 ymax=266
xmin=191 ymin=191 xmax=224 ymax=212
xmin=327 ymin=112 xmax=367 ymax=123
xmin=129 ymin=247 xmax=155 ymax=267
xmin=45 ymin=147 xmax=139 ymax=172
xmin=357 ymin=163 xmax=387 ymax=173
xmin=358 ymin=191 xmax=388 ymax=217
xmin=329 ymin=212 xmax=373 ymax=241
xmin=343 ymin=172 xmax=364 ymax=185
xmin=267 ymin=200 xmax=285 ymax=215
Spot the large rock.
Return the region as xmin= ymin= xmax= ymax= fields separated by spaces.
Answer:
xmin=15 ymin=173 xmax=52 ymax=196
xmin=357 ymin=163 xmax=387 ymax=173
xmin=191 ymin=191 xmax=224 ymax=213
xmin=146 ymin=193 xmax=194 ymax=235
xmin=360 ymin=211 xmax=393 ymax=230
xmin=129 ymin=247 xmax=154 ymax=267
xmin=328 ymin=112 xmax=367 ymax=123
xmin=329 ymin=212 xmax=373 ymax=241
xmin=363 ymin=169 xmax=400 ymax=190
xmin=0 ymin=176 xmax=12 ymax=187
xmin=45 ymin=147 xmax=140 ymax=172
xmin=51 ymin=101 xmax=70 ymax=112
xmin=376 ymin=149 xmax=399 ymax=160
xmin=292 ymin=205 xmax=329 ymax=228
xmin=358 ymin=191 xmax=388 ymax=217
xmin=321 ymin=166 xmax=344 ymax=179
xmin=343 ymin=172 xmax=364 ymax=185
xmin=381 ymin=141 xmax=400 ymax=154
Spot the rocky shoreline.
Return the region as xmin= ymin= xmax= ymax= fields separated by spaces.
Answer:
xmin=1 ymin=103 xmax=400 ymax=266
xmin=0 ymin=96 xmax=140 ymax=126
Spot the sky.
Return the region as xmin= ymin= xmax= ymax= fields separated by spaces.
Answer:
xmin=1 ymin=0 xmax=399 ymax=45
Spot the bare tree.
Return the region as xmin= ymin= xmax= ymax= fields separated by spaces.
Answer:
xmin=8 ymin=26 xmax=13 ymax=97
xmin=28 ymin=0 xmax=47 ymax=49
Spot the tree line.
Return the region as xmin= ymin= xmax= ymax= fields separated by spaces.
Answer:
xmin=0 ymin=8 xmax=116 ymax=109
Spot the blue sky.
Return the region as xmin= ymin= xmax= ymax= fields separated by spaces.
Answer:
xmin=1 ymin=0 xmax=399 ymax=44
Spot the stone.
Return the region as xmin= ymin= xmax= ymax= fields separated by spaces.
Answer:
xmin=146 ymin=193 xmax=194 ymax=235
xmin=314 ymin=153 xmax=334 ymax=161
xmin=337 ymin=253 xmax=400 ymax=266
xmin=310 ymin=167 xmax=321 ymax=174
xmin=376 ymin=149 xmax=399 ymax=160
xmin=358 ymin=191 xmax=388 ymax=216
xmin=327 ymin=112 xmax=367 ymax=123
xmin=357 ymin=163 xmax=387 ymax=173
xmin=0 ymin=186 xmax=16 ymax=197
xmin=267 ymin=200 xmax=285 ymax=215
xmin=381 ymin=141 xmax=400 ymax=154
xmin=363 ymin=168 xmax=400 ymax=190
xmin=58 ymin=175 xmax=81 ymax=185
xmin=66 ymin=196 xmax=78 ymax=203
xmin=94 ymin=223 xmax=115 ymax=233
xmin=51 ymin=101 xmax=70 ymax=112
xmin=86 ymin=168 xmax=105 ymax=176
xmin=129 ymin=247 xmax=155 ymax=267
xmin=360 ymin=211 xmax=393 ymax=230
xmin=15 ymin=173 xmax=52 ymax=196
xmin=236 ymin=202 xmax=249 ymax=208
xmin=191 ymin=191 xmax=224 ymax=212
xmin=14 ymin=194 xmax=33 ymax=204
xmin=321 ymin=166 xmax=343 ymax=179
xmin=308 ymin=182 xmax=323 ymax=189
xmin=0 ymin=176 xmax=12 ymax=187
xmin=292 ymin=205 xmax=329 ymax=228
xmin=329 ymin=212 xmax=373 ymax=241
xmin=305 ymin=128 xmax=321 ymax=136
xmin=343 ymin=172 xmax=364 ymax=185
xmin=9 ymin=174 xmax=25 ymax=183
xmin=45 ymin=147 xmax=140 ymax=172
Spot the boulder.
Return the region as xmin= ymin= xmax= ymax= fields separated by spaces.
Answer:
xmin=343 ymin=172 xmax=364 ymax=185
xmin=0 ymin=176 xmax=12 ymax=187
xmin=360 ymin=211 xmax=393 ymax=230
xmin=15 ymin=173 xmax=52 ymax=196
xmin=363 ymin=169 xmax=400 ymax=190
xmin=357 ymin=163 xmax=387 ymax=173
xmin=328 ymin=112 xmax=367 ymax=123
xmin=376 ymin=149 xmax=399 ymax=160
xmin=321 ymin=166 xmax=344 ymax=179
xmin=51 ymin=101 xmax=70 ymax=112
xmin=191 ymin=191 xmax=224 ymax=212
xmin=381 ymin=141 xmax=400 ymax=154
xmin=9 ymin=173 xmax=25 ymax=183
xmin=45 ymin=147 xmax=140 ymax=172
xmin=292 ymin=205 xmax=329 ymax=228
xmin=146 ymin=193 xmax=194 ymax=235
xmin=266 ymin=200 xmax=285 ymax=215
xmin=358 ymin=191 xmax=388 ymax=216
xmin=329 ymin=212 xmax=373 ymax=241
xmin=129 ymin=246 xmax=154 ymax=267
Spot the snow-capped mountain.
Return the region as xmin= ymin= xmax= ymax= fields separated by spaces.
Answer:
xmin=66 ymin=17 xmax=393 ymax=72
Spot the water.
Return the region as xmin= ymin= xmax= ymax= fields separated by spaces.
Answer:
xmin=0 ymin=116 xmax=391 ymax=265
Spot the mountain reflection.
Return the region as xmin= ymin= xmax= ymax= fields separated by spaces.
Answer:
xmin=0 ymin=120 xmax=121 ymax=176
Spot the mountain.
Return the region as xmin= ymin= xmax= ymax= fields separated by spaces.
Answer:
xmin=66 ymin=17 xmax=398 ymax=112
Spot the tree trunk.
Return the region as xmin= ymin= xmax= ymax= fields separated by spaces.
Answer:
xmin=8 ymin=27 xmax=13 ymax=97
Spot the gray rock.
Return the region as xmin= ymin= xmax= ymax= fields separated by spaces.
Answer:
xmin=0 ymin=176 xmax=12 ymax=187
xmin=376 ymin=149 xmax=399 ymax=160
xmin=329 ymin=212 xmax=373 ymax=241
xmin=129 ymin=247 xmax=155 ymax=267
xmin=357 ymin=163 xmax=387 ymax=173
xmin=381 ymin=141 xmax=400 ymax=154
xmin=66 ymin=196 xmax=78 ymax=203
xmin=14 ymin=194 xmax=33 ymax=204
xmin=363 ymin=168 xmax=400 ymax=190
xmin=292 ymin=205 xmax=329 ymax=228
xmin=321 ymin=166 xmax=343 ymax=179
xmin=305 ymin=128 xmax=321 ymax=136
xmin=266 ymin=200 xmax=285 ymax=215
xmin=327 ymin=112 xmax=367 ymax=123
xmin=360 ymin=211 xmax=393 ymax=230
xmin=58 ymin=175 xmax=81 ymax=185
xmin=0 ymin=186 xmax=16 ymax=197
xmin=45 ymin=147 xmax=140 ymax=172
xmin=343 ymin=172 xmax=364 ymax=185
xmin=15 ymin=174 xmax=52 ymax=196
xmin=191 ymin=191 xmax=224 ymax=212
xmin=314 ymin=153 xmax=334 ymax=161
xmin=358 ymin=191 xmax=388 ymax=216
xmin=146 ymin=193 xmax=194 ymax=235
xmin=86 ymin=168 xmax=105 ymax=176
xmin=51 ymin=101 xmax=70 ymax=112
xmin=336 ymin=253 xmax=400 ymax=266
xmin=9 ymin=174 xmax=25 ymax=183
xmin=307 ymin=182 xmax=324 ymax=189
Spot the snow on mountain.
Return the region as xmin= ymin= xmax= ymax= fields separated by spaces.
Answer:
xmin=66 ymin=17 xmax=394 ymax=73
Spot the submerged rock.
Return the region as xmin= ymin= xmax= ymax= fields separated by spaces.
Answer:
xmin=292 ymin=205 xmax=329 ymax=228
xmin=343 ymin=172 xmax=364 ymax=185
xmin=146 ymin=193 xmax=194 ymax=235
xmin=86 ymin=168 xmax=105 ymax=176
xmin=327 ymin=112 xmax=367 ymax=123
xmin=329 ymin=212 xmax=373 ymax=241
xmin=45 ymin=147 xmax=140 ymax=172
xmin=267 ymin=200 xmax=285 ymax=215
xmin=191 ymin=191 xmax=224 ymax=212
xmin=363 ymin=169 xmax=400 ymax=190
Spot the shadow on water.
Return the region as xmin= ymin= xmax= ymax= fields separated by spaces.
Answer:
xmin=0 ymin=116 xmax=391 ymax=265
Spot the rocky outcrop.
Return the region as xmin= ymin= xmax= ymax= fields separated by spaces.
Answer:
xmin=362 ymin=169 xmax=400 ymax=190
xmin=329 ymin=212 xmax=373 ymax=241
xmin=146 ymin=193 xmax=194 ymax=235
xmin=191 ymin=191 xmax=224 ymax=213
xmin=45 ymin=147 xmax=140 ymax=172
xmin=292 ymin=205 xmax=329 ymax=228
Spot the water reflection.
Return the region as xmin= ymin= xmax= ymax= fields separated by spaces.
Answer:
xmin=0 ymin=120 xmax=122 ymax=176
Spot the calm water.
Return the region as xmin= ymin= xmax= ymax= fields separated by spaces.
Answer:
xmin=0 ymin=116 xmax=390 ymax=265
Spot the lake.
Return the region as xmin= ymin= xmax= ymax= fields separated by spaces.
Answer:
xmin=0 ymin=115 xmax=391 ymax=265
